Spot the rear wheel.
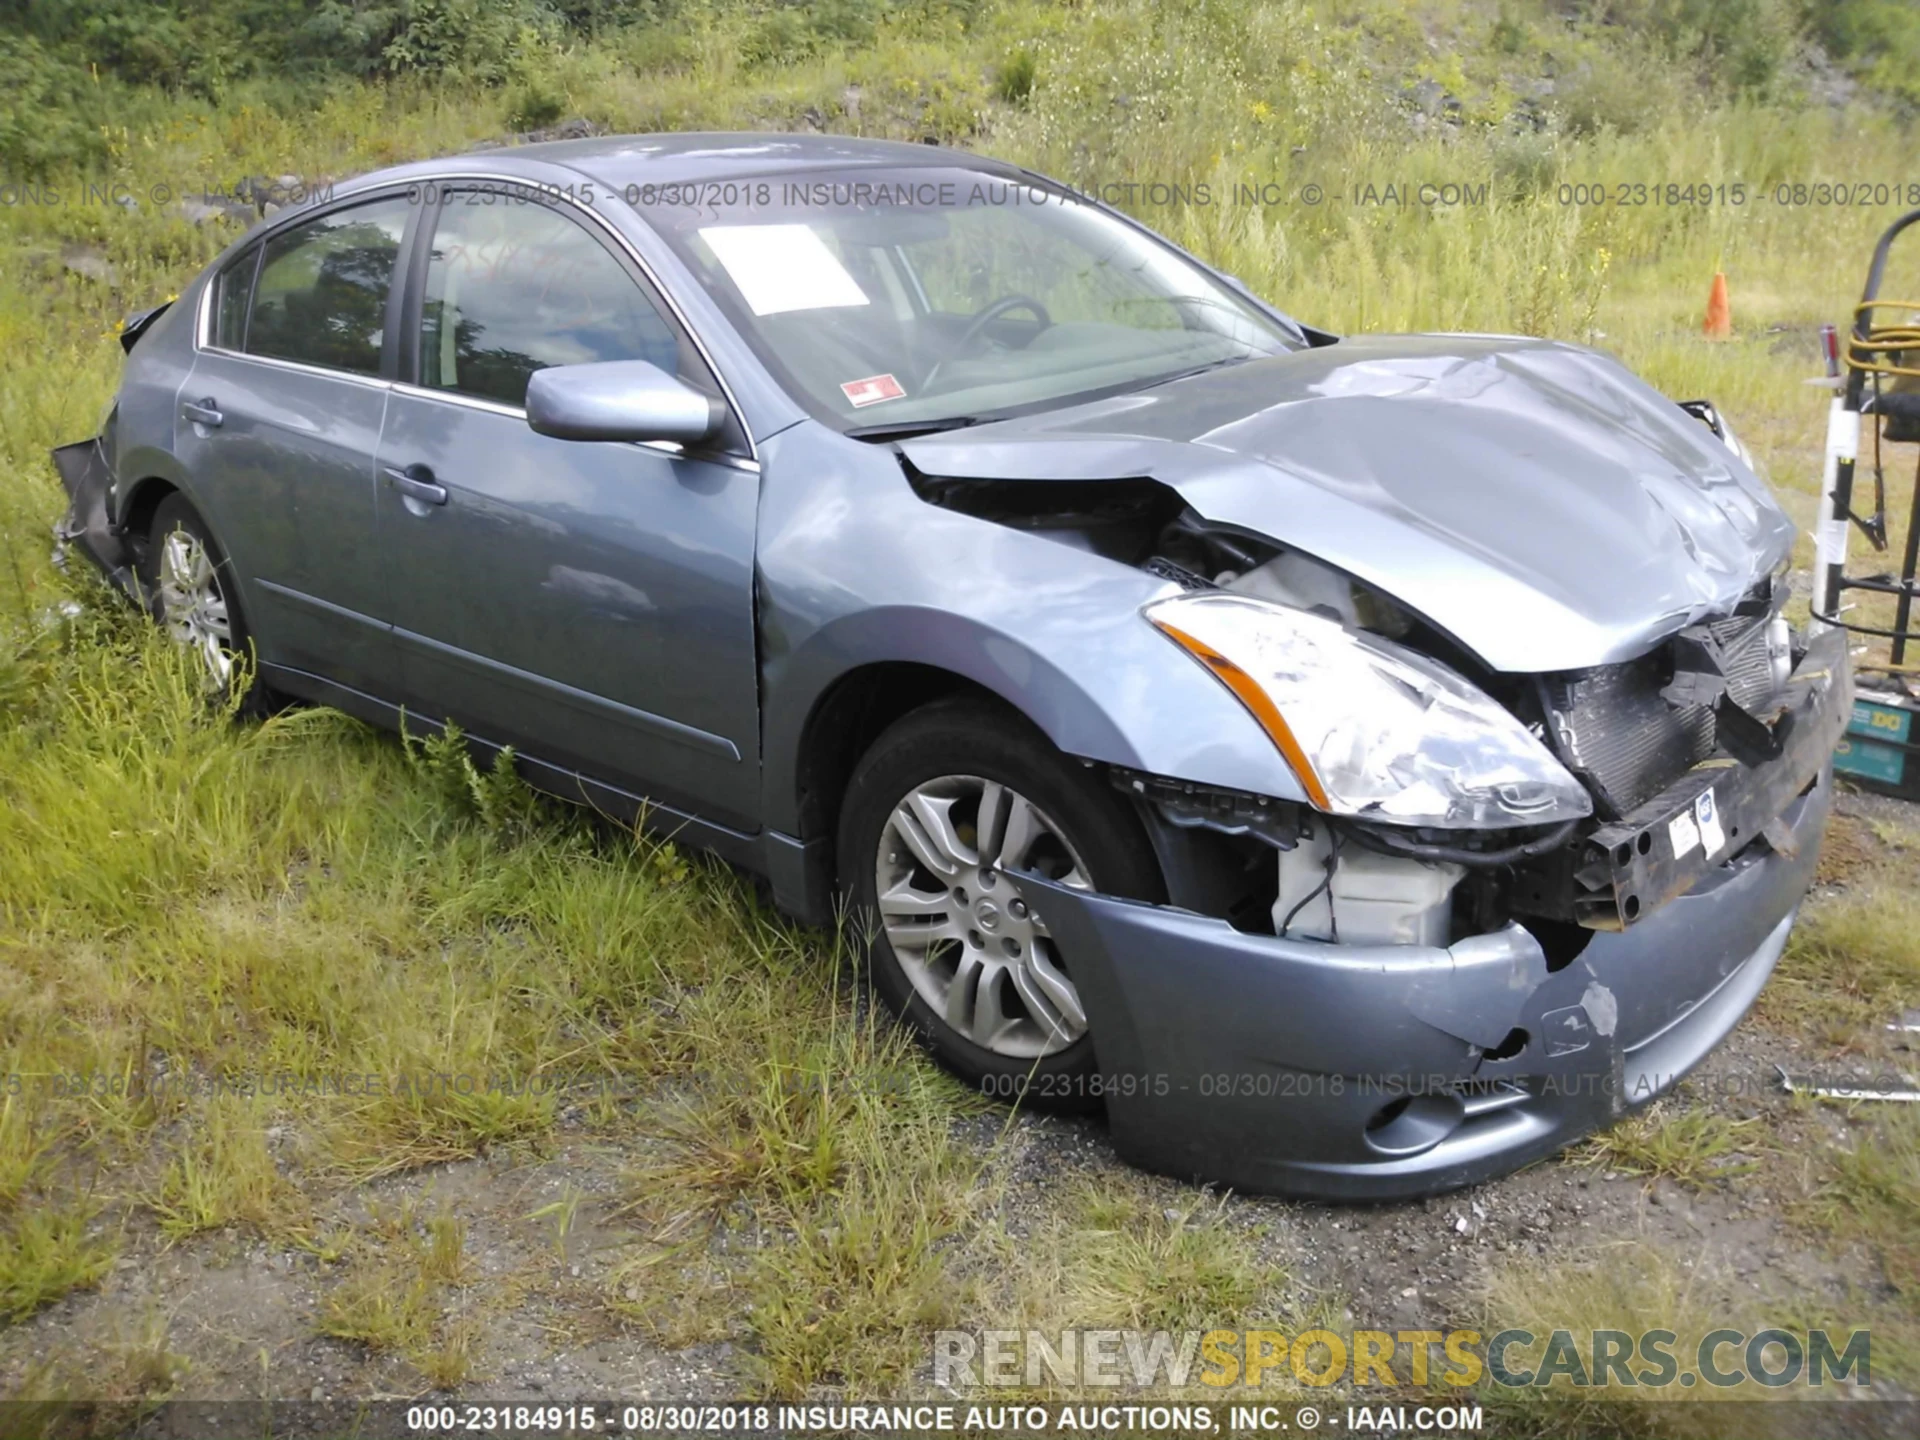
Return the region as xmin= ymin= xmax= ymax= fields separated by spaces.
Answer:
xmin=836 ymin=698 xmax=1163 ymax=1108
xmin=139 ymin=493 xmax=262 ymax=709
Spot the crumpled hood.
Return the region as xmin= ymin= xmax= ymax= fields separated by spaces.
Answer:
xmin=900 ymin=334 xmax=1794 ymax=673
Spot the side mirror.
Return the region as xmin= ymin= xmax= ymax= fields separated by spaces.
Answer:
xmin=525 ymin=360 xmax=725 ymax=445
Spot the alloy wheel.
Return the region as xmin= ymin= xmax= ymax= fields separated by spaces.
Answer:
xmin=156 ymin=528 xmax=234 ymax=688
xmin=873 ymin=774 xmax=1093 ymax=1058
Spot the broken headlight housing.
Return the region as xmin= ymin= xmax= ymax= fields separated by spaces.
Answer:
xmin=1145 ymin=592 xmax=1593 ymax=829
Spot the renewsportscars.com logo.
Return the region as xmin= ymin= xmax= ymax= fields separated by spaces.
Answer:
xmin=933 ymin=1327 xmax=1872 ymax=1391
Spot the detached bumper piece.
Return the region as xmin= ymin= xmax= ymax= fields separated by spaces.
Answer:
xmin=1511 ymin=626 xmax=1849 ymax=930
xmin=1008 ymin=632 xmax=1845 ymax=1202
xmin=51 ymin=434 xmax=136 ymax=598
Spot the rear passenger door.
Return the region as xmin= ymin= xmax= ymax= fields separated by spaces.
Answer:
xmin=374 ymin=188 xmax=763 ymax=828
xmin=175 ymin=193 xmax=413 ymax=697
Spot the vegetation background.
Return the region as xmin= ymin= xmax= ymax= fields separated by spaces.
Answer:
xmin=0 ymin=0 xmax=1918 ymax=1431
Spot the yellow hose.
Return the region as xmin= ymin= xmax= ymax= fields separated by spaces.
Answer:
xmin=1846 ymin=300 xmax=1920 ymax=379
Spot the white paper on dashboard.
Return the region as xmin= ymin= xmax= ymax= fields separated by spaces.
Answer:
xmin=699 ymin=224 xmax=870 ymax=315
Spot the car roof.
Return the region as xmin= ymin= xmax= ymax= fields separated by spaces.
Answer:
xmin=465 ymin=131 xmax=1026 ymax=190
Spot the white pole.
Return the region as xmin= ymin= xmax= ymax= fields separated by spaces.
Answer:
xmin=1811 ymin=397 xmax=1857 ymax=633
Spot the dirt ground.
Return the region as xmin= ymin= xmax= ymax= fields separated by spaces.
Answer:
xmin=1 ymin=786 xmax=1915 ymax=1429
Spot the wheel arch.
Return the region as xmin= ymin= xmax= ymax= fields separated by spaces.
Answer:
xmin=767 ymin=607 xmax=1158 ymax=847
xmin=115 ymin=467 xmax=249 ymax=611
xmin=762 ymin=604 xmax=1311 ymax=926
xmin=119 ymin=475 xmax=180 ymax=548
xmin=790 ymin=661 xmax=1016 ymax=856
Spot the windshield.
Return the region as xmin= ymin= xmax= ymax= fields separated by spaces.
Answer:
xmin=637 ymin=167 xmax=1303 ymax=432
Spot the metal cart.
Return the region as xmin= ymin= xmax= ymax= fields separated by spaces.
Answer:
xmin=1813 ymin=208 xmax=1920 ymax=800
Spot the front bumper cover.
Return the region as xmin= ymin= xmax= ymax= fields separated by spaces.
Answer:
xmin=1010 ymin=632 xmax=1847 ymax=1201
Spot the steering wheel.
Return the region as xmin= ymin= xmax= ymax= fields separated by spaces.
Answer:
xmin=922 ymin=293 xmax=1052 ymax=391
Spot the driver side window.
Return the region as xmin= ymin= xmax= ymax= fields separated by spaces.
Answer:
xmin=419 ymin=196 xmax=683 ymax=409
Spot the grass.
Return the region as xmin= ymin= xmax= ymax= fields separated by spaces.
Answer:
xmin=1473 ymin=1239 xmax=1841 ymax=1438
xmin=745 ymin=1169 xmax=980 ymax=1394
xmin=315 ymin=1199 xmax=482 ymax=1389
xmin=318 ymin=1270 xmax=439 ymax=1356
xmin=1758 ymin=820 xmax=1920 ymax=1377
xmin=525 ymin=1185 xmax=580 ymax=1263
xmin=619 ymin=1002 xmax=984 ymax=1234
xmin=147 ymin=1094 xmax=303 ymax=1241
xmin=613 ymin=992 xmax=1000 ymax=1394
xmin=605 ymin=1244 xmax=739 ymax=1350
xmin=0 ymin=1098 xmax=48 ymax=1212
xmin=922 ymin=1175 xmax=1332 ymax=1400
xmin=5 ymin=1309 xmax=189 ymax=1413
xmin=0 ymin=1209 xmax=114 ymax=1326
xmin=1768 ymin=873 xmax=1920 ymax=1044
xmin=1805 ymin=1104 xmax=1920 ymax=1308
xmin=0 ymin=0 xmax=1917 ymax=1404
xmin=1574 ymin=1102 xmax=1766 ymax=1189
xmin=1059 ymin=1185 xmax=1273 ymax=1335
xmin=420 ymin=1211 xmax=471 ymax=1284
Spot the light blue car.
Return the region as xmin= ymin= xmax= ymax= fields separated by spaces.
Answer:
xmin=55 ymin=133 xmax=1849 ymax=1198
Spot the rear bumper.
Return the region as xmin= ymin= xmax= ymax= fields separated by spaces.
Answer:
xmin=51 ymin=435 xmax=136 ymax=597
xmin=1010 ymin=642 xmax=1845 ymax=1202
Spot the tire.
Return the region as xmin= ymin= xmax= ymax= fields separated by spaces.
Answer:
xmin=138 ymin=493 xmax=264 ymax=711
xmin=836 ymin=696 xmax=1164 ymax=1110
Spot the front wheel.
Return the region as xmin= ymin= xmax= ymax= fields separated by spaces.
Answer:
xmin=835 ymin=697 xmax=1163 ymax=1109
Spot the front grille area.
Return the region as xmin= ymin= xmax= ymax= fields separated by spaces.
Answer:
xmin=1542 ymin=610 xmax=1777 ymax=819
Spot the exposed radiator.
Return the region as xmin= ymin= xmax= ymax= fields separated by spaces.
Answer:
xmin=1541 ymin=611 xmax=1778 ymax=819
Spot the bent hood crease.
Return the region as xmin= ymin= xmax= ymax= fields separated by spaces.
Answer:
xmin=901 ymin=334 xmax=1794 ymax=673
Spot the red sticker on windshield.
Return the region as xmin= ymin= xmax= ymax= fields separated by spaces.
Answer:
xmin=841 ymin=373 xmax=906 ymax=408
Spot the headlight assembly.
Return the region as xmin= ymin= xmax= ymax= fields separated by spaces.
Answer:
xmin=1145 ymin=592 xmax=1593 ymax=830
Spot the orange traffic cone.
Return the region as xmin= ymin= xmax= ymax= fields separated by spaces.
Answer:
xmin=1702 ymin=271 xmax=1731 ymax=340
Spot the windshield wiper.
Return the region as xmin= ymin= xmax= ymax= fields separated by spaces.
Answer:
xmin=844 ymin=415 xmax=992 ymax=442
xmin=1153 ymin=354 xmax=1258 ymax=387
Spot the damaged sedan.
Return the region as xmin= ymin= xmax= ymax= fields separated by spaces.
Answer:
xmin=54 ymin=134 xmax=1848 ymax=1199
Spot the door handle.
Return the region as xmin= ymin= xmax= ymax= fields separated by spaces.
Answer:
xmin=182 ymin=398 xmax=223 ymax=428
xmin=384 ymin=464 xmax=448 ymax=507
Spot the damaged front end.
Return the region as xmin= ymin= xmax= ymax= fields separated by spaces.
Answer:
xmin=1511 ymin=595 xmax=1840 ymax=932
xmin=1012 ymin=748 xmax=1827 ymax=1199
xmin=1030 ymin=655 xmax=1839 ymax=1199
xmin=915 ymin=462 xmax=1848 ymax=1199
xmin=1083 ymin=612 xmax=1840 ymax=1195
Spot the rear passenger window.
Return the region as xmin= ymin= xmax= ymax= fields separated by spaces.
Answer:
xmin=245 ymin=197 xmax=410 ymax=376
xmin=419 ymin=196 xmax=682 ymax=408
xmin=213 ymin=249 xmax=258 ymax=351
